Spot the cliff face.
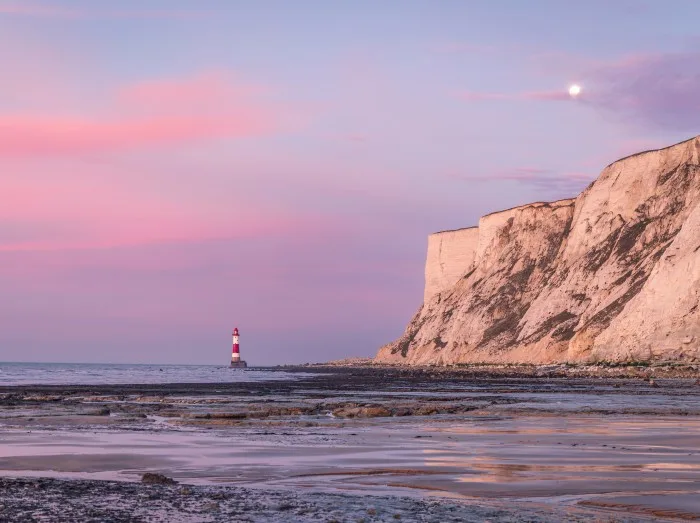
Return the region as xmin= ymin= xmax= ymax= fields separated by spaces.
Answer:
xmin=424 ymin=227 xmax=479 ymax=302
xmin=377 ymin=137 xmax=700 ymax=364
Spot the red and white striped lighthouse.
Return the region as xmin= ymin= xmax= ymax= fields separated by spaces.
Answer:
xmin=231 ymin=328 xmax=240 ymax=361
xmin=230 ymin=327 xmax=247 ymax=368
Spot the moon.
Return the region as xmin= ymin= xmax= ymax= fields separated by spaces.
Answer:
xmin=568 ymin=84 xmax=582 ymax=98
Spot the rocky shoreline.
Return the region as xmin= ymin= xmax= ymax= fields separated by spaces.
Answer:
xmin=2 ymin=367 xmax=700 ymax=521
xmin=2 ymin=365 xmax=700 ymax=422
xmin=306 ymin=361 xmax=700 ymax=380
xmin=0 ymin=476 xmax=649 ymax=523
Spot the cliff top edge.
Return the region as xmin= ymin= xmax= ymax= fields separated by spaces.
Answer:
xmin=479 ymin=197 xmax=576 ymax=220
xmin=431 ymin=198 xmax=576 ymax=236
xmin=429 ymin=135 xmax=699 ymax=238
xmin=432 ymin=225 xmax=479 ymax=235
xmin=605 ymin=134 xmax=700 ymax=169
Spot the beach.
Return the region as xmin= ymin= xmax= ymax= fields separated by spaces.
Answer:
xmin=1 ymin=365 xmax=699 ymax=521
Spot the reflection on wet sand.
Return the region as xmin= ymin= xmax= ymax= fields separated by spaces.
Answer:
xmin=1 ymin=369 xmax=700 ymax=520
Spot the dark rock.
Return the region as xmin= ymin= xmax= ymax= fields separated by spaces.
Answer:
xmin=332 ymin=406 xmax=391 ymax=418
xmin=141 ymin=473 xmax=178 ymax=485
xmin=86 ymin=407 xmax=111 ymax=416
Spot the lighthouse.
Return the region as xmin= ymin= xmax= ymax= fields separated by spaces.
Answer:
xmin=230 ymin=327 xmax=247 ymax=368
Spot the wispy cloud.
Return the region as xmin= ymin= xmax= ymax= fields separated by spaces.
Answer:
xmin=0 ymin=71 xmax=282 ymax=157
xmin=579 ymin=51 xmax=700 ymax=132
xmin=0 ymin=223 xmax=302 ymax=253
xmin=0 ymin=114 xmax=272 ymax=156
xmin=0 ymin=173 xmax=323 ymax=252
xmin=117 ymin=72 xmax=263 ymax=108
xmin=458 ymin=90 xmax=572 ymax=102
xmin=343 ymin=134 xmax=368 ymax=143
xmin=458 ymin=46 xmax=700 ymax=133
xmin=450 ymin=167 xmax=594 ymax=196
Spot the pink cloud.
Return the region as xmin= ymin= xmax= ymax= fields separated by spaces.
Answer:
xmin=0 ymin=167 xmax=325 ymax=253
xmin=524 ymin=90 xmax=571 ymax=101
xmin=0 ymin=113 xmax=272 ymax=156
xmin=117 ymin=71 xmax=263 ymax=109
xmin=458 ymin=89 xmax=572 ymax=102
xmin=0 ymin=207 xmax=325 ymax=253
xmin=0 ymin=223 xmax=293 ymax=253
xmin=0 ymin=71 xmax=281 ymax=157
xmin=343 ymin=134 xmax=368 ymax=143
xmin=458 ymin=92 xmax=512 ymax=102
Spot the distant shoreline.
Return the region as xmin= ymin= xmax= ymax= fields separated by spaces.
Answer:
xmin=290 ymin=360 xmax=700 ymax=380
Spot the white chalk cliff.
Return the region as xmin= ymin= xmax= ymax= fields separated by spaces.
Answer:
xmin=376 ymin=137 xmax=700 ymax=364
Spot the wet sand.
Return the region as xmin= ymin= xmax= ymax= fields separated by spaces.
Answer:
xmin=1 ymin=365 xmax=699 ymax=521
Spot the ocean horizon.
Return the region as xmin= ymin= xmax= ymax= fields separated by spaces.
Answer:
xmin=0 ymin=361 xmax=299 ymax=386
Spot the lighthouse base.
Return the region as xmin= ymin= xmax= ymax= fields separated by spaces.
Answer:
xmin=229 ymin=360 xmax=248 ymax=368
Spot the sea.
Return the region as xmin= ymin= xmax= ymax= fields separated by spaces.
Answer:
xmin=0 ymin=362 xmax=298 ymax=386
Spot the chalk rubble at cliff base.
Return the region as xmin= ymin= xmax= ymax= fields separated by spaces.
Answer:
xmin=378 ymin=136 xmax=700 ymax=365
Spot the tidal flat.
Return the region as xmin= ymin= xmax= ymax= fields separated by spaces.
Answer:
xmin=1 ymin=365 xmax=699 ymax=522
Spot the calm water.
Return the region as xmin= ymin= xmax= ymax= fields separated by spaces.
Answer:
xmin=0 ymin=362 xmax=298 ymax=386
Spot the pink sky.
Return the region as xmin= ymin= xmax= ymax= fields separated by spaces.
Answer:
xmin=0 ymin=1 xmax=697 ymax=364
